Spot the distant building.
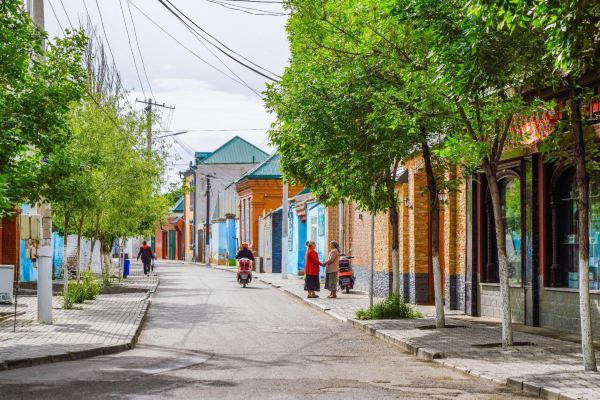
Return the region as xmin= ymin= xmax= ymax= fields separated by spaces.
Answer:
xmin=192 ymin=136 xmax=269 ymax=263
xmin=235 ymin=154 xmax=303 ymax=262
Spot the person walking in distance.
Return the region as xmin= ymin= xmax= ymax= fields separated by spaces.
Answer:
xmin=137 ymin=241 xmax=153 ymax=276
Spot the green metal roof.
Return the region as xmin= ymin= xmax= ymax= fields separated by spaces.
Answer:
xmin=195 ymin=152 xmax=213 ymax=164
xmin=238 ymin=153 xmax=283 ymax=181
xmin=199 ymin=136 xmax=269 ymax=165
xmin=172 ymin=196 xmax=184 ymax=213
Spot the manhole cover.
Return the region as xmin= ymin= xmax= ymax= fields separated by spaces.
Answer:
xmin=472 ymin=341 xmax=535 ymax=348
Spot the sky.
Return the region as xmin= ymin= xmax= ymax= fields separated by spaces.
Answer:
xmin=43 ymin=0 xmax=289 ymax=180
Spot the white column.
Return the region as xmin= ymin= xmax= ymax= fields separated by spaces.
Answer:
xmin=37 ymin=204 xmax=53 ymax=324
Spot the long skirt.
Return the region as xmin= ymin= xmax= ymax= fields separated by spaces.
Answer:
xmin=325 ymin=272 xmax=338 ymax=291
xmin=304 ymin=275 xmax=320 ymax=291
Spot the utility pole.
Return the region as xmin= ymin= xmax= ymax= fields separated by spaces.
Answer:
xmin=30 ymin=0 xmax=52 ymax=325
xmin=135 ymin=98 xmax=173 ymax=262
xmin=205 ymin=175 xmax=211 ymax=266
xmin=135 ymin=98 xmax=175 ymax=156
xmin=281 ymin=182 xmax=288 ymax=279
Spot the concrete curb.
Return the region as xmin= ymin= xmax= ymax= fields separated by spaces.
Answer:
xmin=0 ymin=278 xmax=159 ymax=372
xmin=206 ymin=266 xmax=578 ymax=400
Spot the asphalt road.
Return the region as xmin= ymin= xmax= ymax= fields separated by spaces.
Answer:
xmin=0 ymin=263 xmax=533 ymax=399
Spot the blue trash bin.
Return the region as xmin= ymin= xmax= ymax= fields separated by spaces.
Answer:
xmin=123 ymin=259 xmax=130 ymax=278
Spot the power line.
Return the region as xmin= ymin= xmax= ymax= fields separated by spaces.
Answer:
xmin=47 ymin=0 xmax=66 ymax=35
xmin=125 ymin=0 xmax=156 ymax=101
xmin=219 ymin=0 xmax=284 ymax=3
xmin=128 ymin=0 xmax=262 ymax=95
xmin=82 ymin=0 xmax=135 ymax=111
xmin=58 ymin=0 xmax=75 ymax=29
xmin=178 ymin=18 xmax=262 ymax=98
xmin=119 ymin=0 xmax=148 ymax=99
xmin=158 ymin=128 xmax=268 ymax=132
xmin=160 ymin=0 xmax=281 ymax=80
xmin=94 ymin=0 xmax=119 ymax=76
xmin=205 ymin=0 xmax=287 ymax=16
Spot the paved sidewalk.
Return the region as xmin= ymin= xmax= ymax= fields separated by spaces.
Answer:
xmin=0 ymin=263 xmax=158 ymax=370
xmin=216 ymin=267 xmax=600 ymax=400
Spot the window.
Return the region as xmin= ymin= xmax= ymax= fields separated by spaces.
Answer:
xmin=503 ymin=179 xmax=522 ymax=286
xmin=483 ymin=174 xmax=522 ymax=286
xmin=552 ymin=169 xmax=600 ymax=289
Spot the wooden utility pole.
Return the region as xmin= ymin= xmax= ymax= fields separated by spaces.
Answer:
xmin=135 ymin=98 xmax=174 ymax=156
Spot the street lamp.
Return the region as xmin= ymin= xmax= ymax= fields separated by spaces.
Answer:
xmin=155 ymin=130 xmax=188 ymax=139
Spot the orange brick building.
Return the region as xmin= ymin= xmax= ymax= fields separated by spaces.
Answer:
xmin=235 ymin=154 xmax=302 ymax=256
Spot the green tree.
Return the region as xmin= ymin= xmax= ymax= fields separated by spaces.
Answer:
xmin=473 ymin=0 xmax=600 ymax=370
xmin=266 ymin=0 xmax=417 ymax=297
xmin=391 ymin=0 xmax=548 ymax=346
xmin=0 ymin=0 xmax=87 ymax=214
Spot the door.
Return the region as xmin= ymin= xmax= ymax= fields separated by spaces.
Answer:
xmin=264 ymin=217 xmax=272 ymax=273
xmin=168 ymin=230 xmax=176 ymax=260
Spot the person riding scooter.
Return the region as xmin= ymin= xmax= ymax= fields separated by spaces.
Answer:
xmin=236 ymin=242 xmax=254 ymax=287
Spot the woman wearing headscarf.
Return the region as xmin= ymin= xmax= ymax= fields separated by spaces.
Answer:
xmin=323 ymin=241 xmax=340 ymax=298
xmin=304 ymin=240 xmax=321 ymax=298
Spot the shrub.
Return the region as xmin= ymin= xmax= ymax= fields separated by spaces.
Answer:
xmin=61 ymin=271 xmax=103 ymax=309
xmin=356 ymin=294 xmax=422 ymax=320
xmin=62 ymin=281 xmax=84 ymax=309
xmin=82 ymin=270 xmax=103 ymax=300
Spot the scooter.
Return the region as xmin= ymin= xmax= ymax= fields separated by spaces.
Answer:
xmin=338 ymin=255 xmax=355 ymax=293
xmin=237 ymin=258 xmax=253 ymax=288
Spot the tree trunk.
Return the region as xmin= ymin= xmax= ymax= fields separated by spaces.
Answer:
xmin=75 ymin=213 xmax=84 ymax=283
xmin=389 ymin=202 xmax=400 ymax=297
xmin=88 ymin=237 xmax=96 ymax=271
xmin=483 ymin=161 xmax=513 ymax=347
xmin=88 ymin=213 xmax=101 ymax=271
xmin=62 ymin=214 xmax=69 ymax=303
xmin=569 ymin=84 xmax=597 ymax=371
xmin=422 ymin=140 xmax=445 ymax=328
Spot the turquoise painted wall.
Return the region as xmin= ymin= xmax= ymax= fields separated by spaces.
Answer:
xmin=287 ymin=205 xmax=307 ymax=276
xmin=306 ymin=201 xmax=326 ymax=279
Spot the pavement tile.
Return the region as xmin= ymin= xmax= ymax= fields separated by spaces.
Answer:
xmin=0 ymin=263 xmax=157 ymax=369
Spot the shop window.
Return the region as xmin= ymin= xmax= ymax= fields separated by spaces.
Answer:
xmin=551 ymin=168 xmax=600 ymax=289
xmin=483 ymin=175 xmax=522 ymax=286
xmin=503 ymin=179 xmax=523 ymax=286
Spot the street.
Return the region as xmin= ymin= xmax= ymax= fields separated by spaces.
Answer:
xmin=0 ymin=264 xmax=532 ymax=399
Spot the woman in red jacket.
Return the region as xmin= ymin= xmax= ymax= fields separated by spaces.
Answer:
xmin=304 ymin=240 xmax=322 ymax=298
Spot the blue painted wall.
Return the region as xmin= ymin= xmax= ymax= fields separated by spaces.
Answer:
xmin=306 ymin=201 xmax=326 ymax=279
xmin=52 ymin=232 xmax=63 ymax=278
xmin=271 ymin=210 xmax=282 ymax=273
xmin=227 ymin=218 xmax=238 ymax=260
xmin=287 ymin=205 xmax=307 ymax=276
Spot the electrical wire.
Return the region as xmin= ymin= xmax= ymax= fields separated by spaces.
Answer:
xmin=179 ymin=19 xmax=262 ymax=98
xmin=82 ymin=0 xmax=135 ymax=111
xmin=58 ymin=0 xmax=75 ymax=29
xmin=219 ymin=0 xmax=284 ymax=3
xmin=47 ymin=0 xmax=66 ymax=36
xmin=119 ymin=0 xmax=148 ymax=99
xmin=128 ymin=0 xmax=262 ymax=95
xmin=160 ymin=0 xmax=281 ymax=80
xmin=94 ymin=0 xmax=119 ymax=76
xmin=205 ymin=0 xmax=287 ymax=16
xmin=159 ymin=128 xmax=268 ymax=132
xmin=126 ymin=0 xmax=156 ymax=102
